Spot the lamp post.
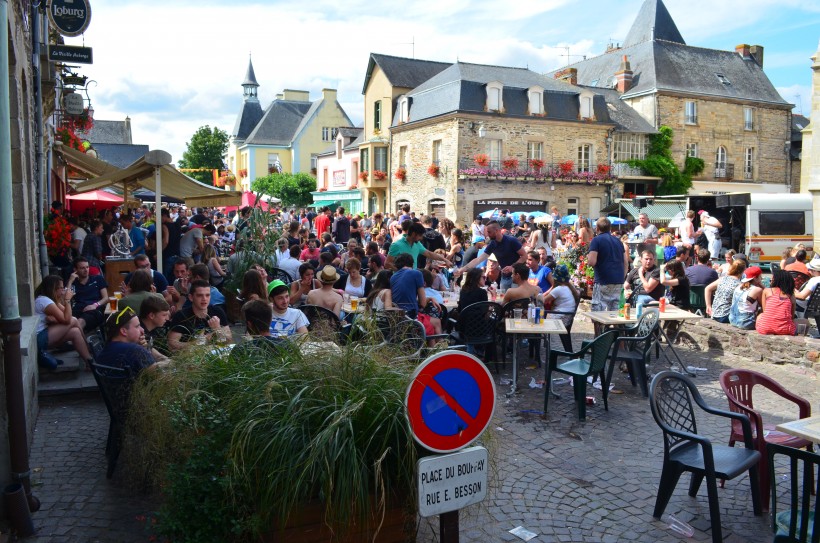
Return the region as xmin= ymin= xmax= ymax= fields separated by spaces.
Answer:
xmin=144 ymin=150 xmax=172 ymax=273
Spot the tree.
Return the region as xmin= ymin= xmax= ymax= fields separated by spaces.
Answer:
xmin=251 ymin=172 xmax=316 ymax=208
xmin=625 ymin=125 xmax=704 ymax=195
xmin=177 ymin=125 xmax=229 ymax=185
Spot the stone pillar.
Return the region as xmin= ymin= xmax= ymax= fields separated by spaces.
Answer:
xmin=803 ymin=40 xmax=820 ymax=252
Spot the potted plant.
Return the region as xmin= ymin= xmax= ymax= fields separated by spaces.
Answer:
xmin=126 ymin=328 xmax=433 ymax=543
xmin=501 ymin=157 xmax=519 ymax=172
xmin=373 ymin=169 xmax=387 ymax=181
xmin=558 ymin=160 xmax=575 ymax=177
xmin=358 ymin=171 xmax=369 ymax=183
xmin=528 ymin=158 xmax=545 ymax=171
xmin=596 ymin=164 xmax=611 ymax=177
xmin=394 ymin=167 xmax=407 ymax=181
xmin=238 ymin=168 xmax=248 ymax=179
xmin=427 ymin=164 xmax=440 ymax=177
xmin=473 ymin=153 xmax=489 ymax=167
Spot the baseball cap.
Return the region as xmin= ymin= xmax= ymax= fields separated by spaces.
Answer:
xmin=741 ymin=266 xmax=762 ymax=283
xmin=698 ymin=210 xmax=708 ymax=216
xmin=267 ymin=280 xmax=288 ymax=297
xmin=473 ymin=236 xmax=485 ymax=243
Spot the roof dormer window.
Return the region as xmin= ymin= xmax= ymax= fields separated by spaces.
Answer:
xmin=398 ymin=95 xmax=409 ymax=124
xmin=715 ymin=73 xmax=731 ymax=85
xmin=527 ymin=86 xmax=545 ymax=116
xmin=579 ymin=90 xmax=595 ymax=120
xmin=486 ymin=81 xmax=504 ymax=112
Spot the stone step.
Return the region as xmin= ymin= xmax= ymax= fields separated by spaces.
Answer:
xmin=38 ymin=352 xmax=98 ymax=397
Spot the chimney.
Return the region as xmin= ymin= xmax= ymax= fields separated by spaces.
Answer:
xmin=735 ymin=43 xmax=751 ymax=59
xmin=124 ymin=116 xmax=132 ymax=145
xmin=282 ymin=89 xmax=310 ymax=102
xmin=615 ymin=55 xmax=634 ymax=93
xmin=321 ymin=88 xmax=337 ymax=102
xmin=553 ymin=67 xmax=577 ymax=86
xmin=749 ymin=45 xmax=764 ymax=67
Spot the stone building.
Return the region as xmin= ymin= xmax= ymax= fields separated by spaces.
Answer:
xmin=565 ymin=0 xmax=793 ymax=195
xmin=389 ymin=62 xmax=654 ymax=226
xmin=802 ymin=40 xmax=820 ymax=248
xmin=312 ymin=127 xmax=365 ymax=214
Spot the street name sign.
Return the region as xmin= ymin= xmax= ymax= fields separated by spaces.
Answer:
xmin=405 ymin=350 xmax=496 ymax=454
xmin=48 ymin=45 xmax=93 ymax=64
xmin=417 ymin=446 xmax=488 ymax=517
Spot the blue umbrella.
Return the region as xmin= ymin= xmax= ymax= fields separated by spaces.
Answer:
xmin=479 ymin=209 xmax=499 ymax=219
xmin=527 ymin=211 xmax=548 ymax=218
xmin=607 ymin=216 xmax=628 ymax=225
xmin=560 ymin=214 xmax=578 ymax=225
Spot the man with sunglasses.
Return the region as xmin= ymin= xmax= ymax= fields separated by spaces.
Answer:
xmin=167 ymin=280 xmax=230 ymax=352
xmin=96 ymin=306 xmax=155 ymax=375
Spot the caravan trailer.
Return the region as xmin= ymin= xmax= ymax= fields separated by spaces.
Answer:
xmin=686 ymin=193 xmax=813 ymax=268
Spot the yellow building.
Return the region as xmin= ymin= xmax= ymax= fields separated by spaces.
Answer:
xmin=227 ymin=58 xmax=352 ymax=191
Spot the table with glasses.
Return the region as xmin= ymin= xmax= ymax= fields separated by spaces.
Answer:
xmin=504 ymin=317 xmax=566 ymax=395
xmin=582 ymin=305 xmax=703 ymax=372
xmin=776 ymin=415 xmax=820 ymax=444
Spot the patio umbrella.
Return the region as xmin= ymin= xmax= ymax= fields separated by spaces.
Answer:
xmin=607 ymin=216 xmax=629 ymax=226
xmin=527 ymin=211 xmax=549 ymax=218
xmin=223 ymin=191 xmax=278 ymax=213
xmin=560 ymin=214 xmax=578 ymax=225
xmin=132 ymin=189 xmax=183 ymax=204
xmin=479 ymin=209 xmax=500 ymax=219
xmin=534 ymin=215 xmax=554 ymax=225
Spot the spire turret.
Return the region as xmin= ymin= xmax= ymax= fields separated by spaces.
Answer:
xmin=242 ymin=56 xmax=260 ymax=101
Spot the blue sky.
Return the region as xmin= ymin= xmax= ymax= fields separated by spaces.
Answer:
xmin=65 ymin=0 xmax=820 ymax=165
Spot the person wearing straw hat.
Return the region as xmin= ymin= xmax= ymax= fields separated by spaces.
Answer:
xmin=306 ymin=266 xmax=344 ymax=317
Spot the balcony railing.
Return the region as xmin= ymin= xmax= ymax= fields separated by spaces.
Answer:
xmin=457 ymin=158 xmax=616 ymax=183
xmin=714 ymin=163 xmax=735 ymax=180
xmin=743 ymin=168 xmax=753 ymax=180
xmin=612 ymin=162 xmax=645 ymax=177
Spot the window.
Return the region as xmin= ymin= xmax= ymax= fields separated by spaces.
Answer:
xmin=685 ymin=101 xmax=697 ymax=124
xmin=527 ymin=142 xmax=543 ymax=161
xmin=577 ymin=144 xmax=591 ymax=172
xmin=360 ymin=148 xmax=369 ymax=172
xmin=613 ymin=134 xmax=648 ymax=161
xmin=744 ymin=107 xmax=754 ymax=130
xmin=685 ymin=143 xmax=698 ymax=158
xmin=579 ymin=92 xmax=593 ymax=119
xmin=567 ymin=198 xmax=578 ymax=216
xmin=336 ymin=137 xmax=342 ymax=159
xmin=527 ymin=86 xmax=544 ymax=115
xmin=623 ymin=182 xmax=652 ymax=196
xmin=744 ymin=147 xmax=753 ymax=179
xmin=398 ymin=96 xmax=409 ymax=123
xmin=759 ymin=212 xmax=806 ymax=236
xmin=374 ymin=147 xmax=387 ymax=172
xmin=399 ymin=145 xmax=407 ymax=168
xmin=487 ymin=139 xmax=502 ymax=167
xmin=267 ymin=153 xmax=281 ymax=173
xmin=715 ymin=146 xmax=727 ymax=168
xmin=432 ymin=140 xmax=442 ymax=165
xmin=715 ymin=73 xmax=731 ymax=85
xmin=374 ymin=101 xmax=382 ymax=131
xmin=321 ymin=127 xmax=337 ymax=142
xmin=486 ymin=81 xmax=503 ymax=112
xmin=310 ymin=155 xmax=317 ymax=172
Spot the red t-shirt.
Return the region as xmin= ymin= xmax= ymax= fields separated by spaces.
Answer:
xmin=314 ymin=214 xmax=331 ymax=236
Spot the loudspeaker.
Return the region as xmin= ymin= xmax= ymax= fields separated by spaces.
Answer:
xmin=729 ymin=193 xmax=751 ymax=207
xmin=716 ymin=195 xmax=730 ymax=208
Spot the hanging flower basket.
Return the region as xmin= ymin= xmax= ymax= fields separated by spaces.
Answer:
xmin=501 ymin=157 xmax=519 ymax=171
xmin=474 ymin=154 xmax=489 ymax=167
xmin=373 ymin=170 xmax=387 ymax=181
xmin=427 ymin=164 xmax=440 ymax=177
xmin=238 ymin=168 xmax=248 ymax=179
xmin=44 ymin=215 xmax=71 ymax=260
xmin=596 ymin=164 xmax=611 ymax=176
xmin=358 ymin=171 xmax=369 ymax=182
xmin=528 ymin=158 xmax=545 ymax=171
xmin=558 ymin=160 xmax=575 ymax=176
xmin=394 ymin=167 xmax=407 ymax=182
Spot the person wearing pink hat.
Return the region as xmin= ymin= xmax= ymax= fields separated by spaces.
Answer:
xmin=729 ymin=266 xmax=763 ymax=329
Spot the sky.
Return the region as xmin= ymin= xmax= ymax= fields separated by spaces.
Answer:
xmin=63 ymin=0 xmax=820 ymax=166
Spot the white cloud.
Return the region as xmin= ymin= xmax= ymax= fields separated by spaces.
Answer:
xmin=776 ymin=84 xmax=812 ymax=117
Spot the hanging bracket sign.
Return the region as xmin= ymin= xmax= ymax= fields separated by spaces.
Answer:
xmin=48 ymin=0 xmax=92 ymax=37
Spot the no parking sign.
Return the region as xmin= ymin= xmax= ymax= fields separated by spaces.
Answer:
xmin=405 ymin=350 xmax=496 ymax=454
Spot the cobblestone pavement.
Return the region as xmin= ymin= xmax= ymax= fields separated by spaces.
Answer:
xmin=25 ymin=314 xmax=819 ymax=542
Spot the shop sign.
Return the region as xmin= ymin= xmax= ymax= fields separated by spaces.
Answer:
xmin=48 ymin=45 xmax=93 ymax=64
xmin=48 ymin=0 xmax=92 ymax=36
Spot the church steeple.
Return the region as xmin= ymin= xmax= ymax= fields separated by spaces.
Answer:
xmin=622 ymin=0 xmax=685 ymax=48
xmin=242 ymin=56 xmax=260 ymax=102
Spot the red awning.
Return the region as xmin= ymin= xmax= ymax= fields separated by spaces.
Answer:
xmin=223 ymin=191 xmax=275 ymax=213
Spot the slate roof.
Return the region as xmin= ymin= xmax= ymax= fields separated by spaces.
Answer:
xmin=316 ymin=128 xmax=363 ymax=157
xmin=93 ymin=143 xmax=149 ymax=168
xmin=623 ymin=0 xmax=684 ymax=48
xmin=562 ymin=0 xmax=788 ymax=107
xmin=242 ymin=58 xmax=259 ymax=87
xmin=232 ymin=99 xmax=264 ymax=140
xmin=586 ymin=87 xmax=657 ymax=133
xmin=398 ymin=62 xmax=615 ymax=127
xmin=792 ymin=114 xmax=809 ymax=141
xmin=83 ymin=120 xmax=131 ymax=145
xmin=244 ymin=100 xmax=313 ymax=146
xmin=362 ymin=53 xmax=451 ymax=95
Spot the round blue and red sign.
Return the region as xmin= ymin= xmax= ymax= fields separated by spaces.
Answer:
xmin=405 ymin=350 xmax=496 ymax=453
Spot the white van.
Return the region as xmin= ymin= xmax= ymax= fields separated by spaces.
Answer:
xmin=685 ymin=193 xmax=813 ymax=268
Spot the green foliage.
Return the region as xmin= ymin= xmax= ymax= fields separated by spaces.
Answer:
xmin=251 ymin=172 xmax=316 ymax=208
xmin=623 ymin=125 xmax=698 ymax=195
xmin=178 ymin=125 xmax=229 ymax=185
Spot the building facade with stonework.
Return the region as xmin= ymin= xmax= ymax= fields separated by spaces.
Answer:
xmin=565 ymin=0 xmax=793 ymax=195
xmin=388 ymin=61 xmax=655 ymax=226
xmin=312 ymin=127 xmax=365 ymax=214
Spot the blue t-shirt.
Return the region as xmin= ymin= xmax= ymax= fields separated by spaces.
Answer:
xmin=390 ymin=267 xmax=424 ymax=313
xmin=129 ymin=227 xmax=146 ymax=255
xmin=73 ymin=275 xmax=108 ymax=309
xmin=588 ymin=233 xmax=625 ymax=285
xmin=484 ymin=235 xmax=523 ymax=269
xmin=528 ymin=265 xmax=552 ymax=293
xmin=97 ymin=341 xmax=155 ymax=375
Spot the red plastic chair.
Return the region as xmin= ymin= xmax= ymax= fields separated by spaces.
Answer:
xmin=719 ymin=368 xmax=813 ymax=511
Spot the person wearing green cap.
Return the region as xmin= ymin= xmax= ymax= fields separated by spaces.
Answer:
xmin=268 ymin=280 xmax=309 ymax=337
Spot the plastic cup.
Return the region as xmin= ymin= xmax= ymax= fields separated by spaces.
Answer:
xmin=114 ymin=291 xmax=123 ymax=300
xmin=351 ymin=298 xmax=359 ymax=311
xmin=108 ymin=297 xmax=117 ymax=311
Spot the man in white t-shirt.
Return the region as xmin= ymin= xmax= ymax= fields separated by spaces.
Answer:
xmin=268 ymin=280 xmax=309 ymax=336
xmin=70 ymin=219 xmax=87 ymax=257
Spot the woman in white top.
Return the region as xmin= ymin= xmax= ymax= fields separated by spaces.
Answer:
xmin=202 ymin=243 xmax=227 ymax=288
xmin=34 ymin=275 xmax=92 ymax=367
xmin=471 ymin=217 xmax=485 ymax=241
xmin=335 ymin=257 xmax=370 ymax=298
xmin=365 ymin=270 xmax=394 ymax=311
xmin=527 ymin=223 xmax=552 ymax=256
xmin=541 ymin=265 xmax=579 ymax=328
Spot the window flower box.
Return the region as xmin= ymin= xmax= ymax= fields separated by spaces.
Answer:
xmin=358 ymin=171 xmax=369 ymax=182
xmin=372 ymin=170 xmax=387 ymax=181
xmin=501 ymin=157 xmax=519 ymax=171
xmin=394 ymin=167 xmax=407 ymax=182
xmin=427 ymin=164 xmax=440 ymax=177
xmin=474 ymin=154 xmax=489 ymax=167
xmin=528 ymin=158 xmax=545 ymax=171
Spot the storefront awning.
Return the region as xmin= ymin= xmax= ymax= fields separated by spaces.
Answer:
xmin=311 ymin=199 xmax=337 ymax=208
xmin=607 ymin=200 xmax=686 ymax=224
xmin=58 ymin=145 xmax=121 ymax=178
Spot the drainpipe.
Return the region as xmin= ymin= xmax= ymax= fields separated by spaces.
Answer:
xmin=32 ymin=3 xmax=48 ymax=278
xmin=0 ymin=0 xmax=40 ymax=514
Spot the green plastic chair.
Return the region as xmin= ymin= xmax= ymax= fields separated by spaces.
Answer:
xmin=689 ymin=284 xmax=707 ymax=316
xmin=544 ymin=330 xmax=618 ymax=420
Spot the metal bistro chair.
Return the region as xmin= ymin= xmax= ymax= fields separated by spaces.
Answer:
xmin=90 ymin=362 xmax=132 ymax=479
xmin=649 ymin=371 xmax=762 ymax=543
xmin=381 ymin=318 xmax=457 ymax=362
xmin=802 ymin=286 xmax=820 ymax=335
xmin=790 ymin=270 xmax=812 ymax=293
xmin=767 ymin=443 xmax=819 ymax=543
xmin=269 ymin=266 xmax=294 ymax=285
xmin=449 ymin=301 xmax=504 ymax=373
xmin=689 ymin=284 xmax=708 ymax=316
xmin=606 ymin=308 xmax=660 ymax=397
xmin=544 ymin=330 xmax=619 ymax=420
xmin=299 ymin=304 xmax=342 ymax=341
xmin=720 ymin=369 xmax=813 ymax=511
